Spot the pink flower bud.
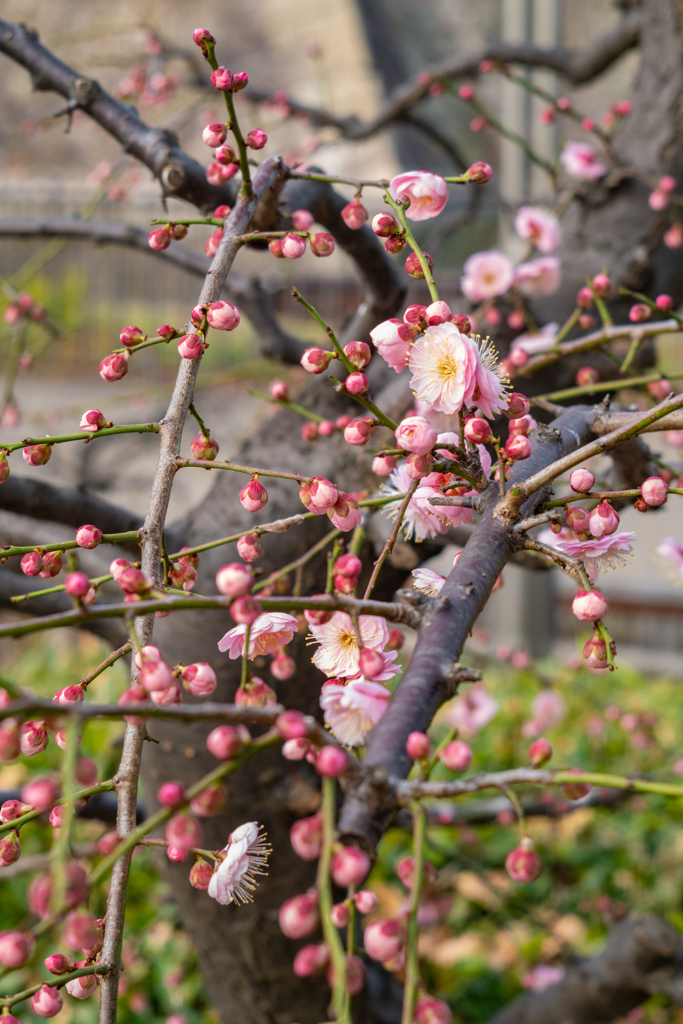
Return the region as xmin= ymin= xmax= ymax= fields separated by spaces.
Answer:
xmin=148 ymin=227 xmax=171 ymax=251
xmin=282 ymin=737 xmax=310 ymax=760
xmin=464 ymin=417 xmax=492 ymax=444
xmin=358 ymin=647 xmax=385 ymax=679
xmin=440 ymin=739 xmax=472 ymax=772
xmin=232 ymin=71 xmax=248 ymax=92
xmin=0 ymin=452 xmax=9 ymax=484
xmin=230 ymin=594 xmax=262 ymax=624
xmin=168 ymin=845 xmax=188 ymax=861
xmin=425 ymin=300 xmax=452 ymax=326
xmin=334 ymin=573 xmax=355 ymax=594
xmin=23 ymin=443 xmax=52 ymax=466
xmin=561 ymin=768 xmax=591 ymax=800
xmin=396 ymin=415 xmax=437 ymax=455
xmin=45 ymin=953 xmax=75 ymax=975
xmin=80 ymin=408 xmax=109 ymax=432
xmin=206 ymin=724 xmax=247 ymax=760
xmin=0 ymin=800 xmax=30 ymax=824
xmin=0 ymin=831 xmax=20 ymax=866
xmin=207 ymin=300 xmax=240 ymax=332
xmin=0 ymin=930 xmax=33 ymax=968
xmin=406 ymin=732 xmax=430 ymax=760
xmin=279 ymin=893 xmax=319 ymax=938
xmin=405 ymin=251 xmax=434 ymax=280
xmin=343 ymin=341 xmax=371 ymax=370
xmin=415 ymin=996 xmax=452 ymax=1024
xmin=202 ymin=122 xmax=227 ymax=147
xmin=76 ymin=524 xmax=102 ymax=549
xmin=316 ymin=745 xmax=348 ymax=777
xmin=304 ymin=598 xmax=333 ymax=626
xmin=341 ymin=200 xmax=368 ymax=230
xmin=466 ymin=160 xmax=493 ymax=183
xmin=294 ymin=231 xmax=327 ymax=259
xmin=569 ymin=468 xmax=594 ymax=493
xmin=565 ymin=506 xmax=590 ymax=532
xmin=99 ymin=351 xmax=129 ymax=381
xmin=236 ymin=677 xmax=276 ymax=708
xmin=169 ymin=560 xmax=197 ymax=591
xmin=305 ymin=476 xmax=339 ymax=513
xmin=181 ymin=663 xmax=217 ymax=697
xmin=189 ymin=859 xmax=214 ymax=889
xmin=572 ymin=589 xmax=608 ymax=622
xmin=589 ymin=500 xmax=619 ymax=538
xmin=641 ymin=476 xmax=668 ymax=507
xmin=54 ymin=684 xmax=85 ymax=707
xmin=119 ymin=324 xmax=146 ymax=348
xmin=205 ymin=229 xmax=224 ymax=256
xmin=353 ymin=890 xmax=377 ymax=914
xmin=239 ymin=477 xmax=268 ymax=512
xmin=656 ymin=293 xmax=674 ymax=312
xmin=327 ymin=954 xmax=366 ymax=995
xmin=178 ymin=333 xmax=204 ymax=359
xmin=331 ymin=846 xmax=371 ymax=887
xmin=20 ymin=721 xmax=49 ymax=757
xmin=508 ymin=416 xmax=534 ymax=437
xmin=335 ymin=553 xmax=362 ymax=578
xmin=171 ymin=224 xmax=188 ymax=240
xmin=293 ymin=942 xmax=329 ymax=977
xmin=344 ymin=418 xmax=374 ymax=446
xmin=49 ymin=805 xmax=65 ymax=828
xmin=629 ymin=302 xmax=651 ymax=323
xmin=0 ymin=722 xmax=20 ymax=763
xmin=210 ymin=66 xmax=233 ymax=90
xmin=276 ymin=710 xmax=306 ymax=740
xmin=583 ymin=632 xmax=609 ymax=669
xmin=63 ymin=910 xmax=99 ymax=952
xmin=118 ymin=567 xmax=152 ymax=594
xmin=21 ymin=550 xmax=43 ymax=576
xmin=505 ymin=393 xmax=530 ymax=419
xmin=404 ymin=304 xmax=427 ymax=325
xmin=301 ymin=422 xmax=318 ymax=441
xmin=300 ymin=347 xmax=333 ymax=374
xmin=189 ymin=433 xmax=219 ymax=461
xmin=330 ymin=901 xmax=350 ymax=928
xmin=236 ymin=533 xmax=262 ymax=563
xmin=282 ymin=232 xmax=307 ymax=259
xmin=345 ymin=371 xmax=368 ymax=395
xmin=165 ymin=813 xmax=202 ymax=853
xmin=269 ymin=379 xmax=289 ymax=401
xmin=529 ymin=738 xmax=552 ymax=766
xmin=648 ymin=378 xmax=672 ymax=399
xmin=505 ymin=435 xmax=531 ymax=461
xmin=190 ymin=782 xmax=226 ymax=817
xmin=158 ymin=782 xmax=185 ymax=807
xmin=372 ymin=213 xmax=400 ymax=237
xmin=385 ymin=233 xmax=407 ymax=253
xmin=139 ymin=659 xmax=174 ymax=693
xmin=592 ymin=273 xmax=610 ymax=297
xmin=364 ymin=919 xmax=404 ymax=962
xmin=32 ymin=985 xmax=63 ymax=1018
xmin=193 ymin=28 xmax=215 ymax=46
xmin=287 ymin=210 xmax=314 ymax=234
xmin=216 ymin=562 xmax=253 ymax=596
xmin=505 ymin=836 xmax=541 ymax=882
xmin=214 ymin=144 xmax=236 ymax=165
xmin=372 ymin=454 xmax=397 ymax=476
xmin=290 ymin=814 xmax=322 ymax=860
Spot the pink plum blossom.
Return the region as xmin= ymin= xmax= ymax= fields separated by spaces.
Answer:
xmin=460 ymin=250 xmax=514 ymax=301
xmin=657 ymin=537 xmax=683 ymax=580
xmin=369 ymin=318 xmax=415 ymax=372
xmin=522 ymin=690 xmax=566 ymax=738
xmin=560 ymin=141 xmax=607 ymax=180
xmin=218 ymin=612 xmax=298 ymax=658
xmin=443 ymin=683 xmax=498 ymax=737
xmin=514 ymin=206 xmax=560 ymax=253
xmin=309 ymin=611 xmax=392 ymax=677
xmin=521 ymin=964 xmax=564 ymax=991
xmin=395 ymin=416 xmax=437 ymax=455
xmin=319 ymin=680 xmax=392 ymax=745
xmin=513 ymin=257 xmax=561 ymax=296
xmin=207 ymin=822 xmax=271 ymax=905
xmin=412 ymin=567 xmax=446 ymax=596
xmin=389 ymin=171 xmax=449 ymax=221
xmin=409 ymin=323 xmax=509 ymax=418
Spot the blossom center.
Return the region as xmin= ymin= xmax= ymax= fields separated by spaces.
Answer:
xmin=435 ymin=352 xmax=459 ymax=380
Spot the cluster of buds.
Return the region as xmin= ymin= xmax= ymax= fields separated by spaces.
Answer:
xmin=635 ymin=475 xmax=668 ymax=512
xmin=332 ymin=552 xmax=362 ymax=594
xmin=3 ymin=292 xmax=46 ymax=324
xmin=148 ymin=222 xmax=190 ymax=251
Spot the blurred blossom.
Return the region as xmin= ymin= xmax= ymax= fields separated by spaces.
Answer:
xmin=522 ymin=690 xmax=565 ymax=738
xmin=521 ymin=964 xmax=564 ymax=991
xmin=443 ymin=683 xmax=498 ymax=737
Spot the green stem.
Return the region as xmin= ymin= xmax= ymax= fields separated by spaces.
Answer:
xmin=188 ymin=403 xmax=211 ymax=438
xmin=51 ymin=717 xmax=78 ymax=912
xmin=241 ymin=624 xmax=252 ymax=683
xmin=112 ymin=335 xmax=177 ymax=356
xmin=554 ymin=307 xmax=581 ymax=345
xmin=1 ymin=424 xmax=158 ymax=454
xmin=530 ymin=371 xmax=683 ymax=405
xmin=247 ymin=388 xmax=327 ymax=424
xmin=619 ymin=334 xmax=645 ymax=375
xmin=0 ymin=965 xmax=108 ymax=1009
xmin=0 ymin=530 xmax=139 ymax=559
xmin=150 ymin=217 xmax=224 ymax=227
xmin=384 ymin=192 xmax=439 ymax=302
xmin=202 ymin=41 xmax=252 ymax=195
xmin=317 ymin=776 xmax=348 ymax=1022
xmin=11 ymin=572 xmax=116 ymax=604
xmin=176 ymin=457 xmax=309 ymax=483
xmin=401 ymin=803 xmax=426 ymax=1024
xmin=329 ymin=378 xmax=398 ymax=430
xmin=0 ymin=780 xmax=115 ymax=837
xmin=588 ymin=279 xmax=613 ymax=327
xmin=291 ymin=288 xmax=355 ymax=372
xmin=327 ymin=539 xmax=344 ymax=594
xmin=252 ymin=529 xmax=341 ymax=594
xmin=454 ymin=87 xmax=556 ymax=177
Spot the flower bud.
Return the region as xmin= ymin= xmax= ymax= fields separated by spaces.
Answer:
xmin=290 ymin=814 xmax=322 ymax=860
xmin=529 ymin=737 xmax=552 ymax=766
xmin=327 ymin=955 xmax=366 ymax=995
xmin=358 ymin=647 xmax=385 ymax=679
xmin=236 ymin=678 xmax=277 ymax=708
xmin=345 ymin=371 xmax=368 ymax=395
xmin=464 ymin=417 xmax=492 ymax=444
xmin=169 ymin=560 xmax=197 ymax=591
xmin=202 ymin=122 xmax=227 ymax=147
xmin=344 ymin=340 xmax=371 ymax=369
xmin=282 ymin=233 xmax=307 ymax=259
xmin=214 ymin=144 xmax=236 ymax=166
xmin=656 ymin=293 xmax=674 ymax=312
xmin=372 ymin=454 xmax=397 ymax=476
xmin=561 ymin=767 xmax=591 ymax=800
xmin=0 ymin=831 xmax=20 ymax=866
xmin=235 ymin=533 xmax=262 ymax=563
xmin=49 ymin=805 xmax=66 ymax=828
xmin=45 ymin=953 xmax=75 ymax=975
xmin=506 ymin=393 xmax=530 ymax=418
xmin=206 ymin=724 xmax=247 ymax=760
xmin=190 ymin=859 xmax=214 ymax=889
xmin=331 ymin=902 xmax=350 ymax=927
xmin=341 ymin=200 xmax=368 ymax=230
xmin=80 ymin=408 xmax=109 ymax=433
xmin=21 ymin=550 xmax=43 ymax=576
xmin=63 ymin=910 xmax=99 ymax=952
xmin=304 ymin=598 xmax=333 ymax=626
xmin=99 ymin=352 xmax=129 ymax=381
xmin=589 ymin=500 xmax=619 ymax=538
xmin=76 ymin=524 xmax=102 ymax=549
xmin=569 ymin=468 xmax=594 ymax=493
xmin=207 ymin=300 xmax=240 ymax=332
xmin=148 ymin=227 xmax=171 ymax=251
xmin=372 ymin=213 xmax=400 ymax=237
xmin=23 ymin=443 xmax=52 ymax=466
xmin=572 ymin=589 xmax=608 ymax=622
xmin=565 ymin=506 xmax=590 ymax=532
xmin=406 ymin=732 xmax=430 ymax=760
xmin=210 ymin=66 xmax=233 ymax=90
xmin=331 ymin=846 xmax=371 ymax=887
xmin=385 ymin=233 xmax=406 ymax=253
xmin=315 ymin=745 xmax=348 ymax=777
xmin=193 ymin=27 xmax=215 ymax=46
xmin=230 ymin=594 xmax=262 ymax=624
xmin=239 ymin=477 xmax=268 ymax=512
xmin=32 ymin=985 xmax=63 ymax=1018
xmin=54 ymin=684 xmax=86 ymax=707
xmin=244 ymin=127 xmax=268 ymax=151
xmin=405 ymin=251 xmax=434 ymax=279
xmin=279 ymin=893 xmax=319 ymax=939
xmin=466 ymin=160 xmax=493 ymax=183
xmin=0 ymin=800 xmax=30 ymax=824
xmin=0 ymin=452 xmax=9 ymax=484
xmin=641 ymin=476 xmax=668 ymax=507
xmin=165 ymin=813 xmax=202 ymax=853
xmin=158 ymin=782 xmax=185 ymax=807
xmin=629 ymin=303 xmax=651 ymax=323
xmin=231 ymin=71 xmax=248 ymax=91
xmin=181 ymin=663 xmax=217 ymax=697
xmin=178 ymin=333 xmax=204 ymax=359
xmin=216 ymin=562 xmax=253 ymax=596
xmin=293 ymin=943 xmax=329 ymax=977
xmin=396 ymin=415 xmax=437 ymax=455
xmin=118 ymin=567 xmax=152 ymax=594
xmin=301 ymin=422 xmax=318 ymax=441
xmin=415 ymin=996 xmax=452 ymax=1024
xmin=309 ymin=231 xmax=335 ymax=257
xmin=0 ymin=722 xmax=20 ymax=763
xmin=190 ymin=782 xmax=226 ymax=817
xmin=505 ymin=435 xmax=531 ymax=461
xmin=205 ymin=229 xmax=224 ymax=256
xmin=0 ymin=930 xmax=33 ymax=968
xmin=139 ymin=659 xmax=174 ymax=693
xmin=505 ymin=836 xmax=541 ymax=882
xmin=440 ymin=739 xmax=472 ymax=772
xmin=168 ymin=845 xmax=188 ymax=861
xmin=353 ymin=890 xmax=377 ymax=914
xmin=344 ymin=418 xmax=374 ymax=446
xmin=282 ymin=737 xmax=310 ymax=760
xmin=592 ymin=273 xmax=610 ymax=297
xmin=364 ymin=919 xmax=404 ymax=962
xmin=276 ymin=710 xmax=307 ymax=739
xmin=291 ymin=209 xmax=314 ymax=231
xmin=300 ymin=347 xmax=333 ymax=374
xmin=20 ymin=721 xmax=49 ymax=757
xmin=190 ymin=433 xmax=219 ymax=461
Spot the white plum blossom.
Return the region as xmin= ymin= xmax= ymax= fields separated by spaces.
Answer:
xmin=412 ymin=567 xmax=447 ymax=596
xmin=207 ymin=822 xmax=271 ymax=905
xmin=320 ymin=679 xmax=391 ymax=746
xmin=308 ymin=611 xmax=394 ymax=678
xmin=218 ymin=612 xmax=298 ymax=658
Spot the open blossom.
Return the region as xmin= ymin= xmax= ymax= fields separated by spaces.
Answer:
xmin=369 ymin=318 xmax=415 ymax=372
xmin=442 ymin=683 xmax=498 ymax=737
xmin=218 ymin=612 xmax=298 ymax=659
xmin=409 ymin=323 xmax=509 ymax=418
xmin=389 ymin=170 xmax=449 ymax=220
xmin=460 ymin=250 xmax=514 ymax=301
xmin=514 ymin=206 xmax=560 ymax=253
xmin=522 ymin=690 xmax=566 ymax=738
xmin=207 ymin=822 xmax=271 ymax=905
xmin=412 ymin=567 xmax=446 ymax=596
xmin=657 ymin=536 xmax=683 ymax=581
xmin=308 ymin=611 xmax=389 ymax=677
xmin=551 ymin=531 xmax=636 ymax=582
xmin=513 ymin=256 xmax=561 ymax=296
xmin=382 ymin=463 xmax=448 ymax=541
xmin=320 ymin=679 xmax=391 ymax=746
xmin=560 ymin=141 xmax=607 ymax=180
